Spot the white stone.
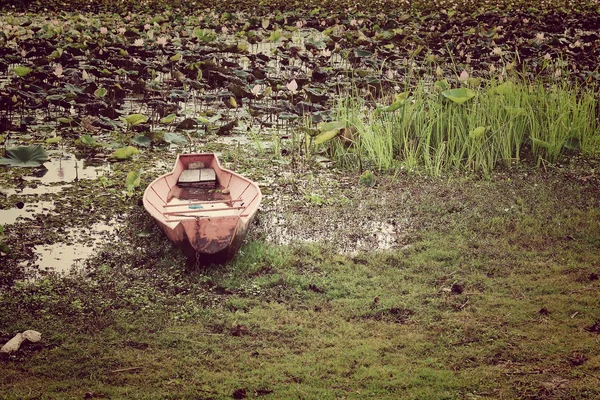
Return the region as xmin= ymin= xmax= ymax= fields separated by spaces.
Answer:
xmin=22 ymin=330 xmax=42 ymax=343
xmin=1 ymin=333 xmax=24 ymax=353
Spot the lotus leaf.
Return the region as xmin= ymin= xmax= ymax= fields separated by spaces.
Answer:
xmin=121 ymin=114 xmax=148 ymax=126
xmin=110 ymin=146 xmax=140 ymax=160
xmin=0 ymin=145 xmax=49 ymax=167
xmin=94 ymin=87 xmax=107 ymax=98
xmin=318 ymin=121 xmax=345 ymax=132
xmin=315 ymin=129 xmax=341 ymax=145
xmin=163 ymin=132 xmax=188 ymax=144
xmin=196 ymin=115 xmax=220 ymax=124
xmin=13 ymin=66 xmax=32 ymax=77
xmin=79 ymin=135 xmax=101 ymax=147
xmin=159 ymin=114 xmax=177 ymax=124
xmin=469 ymin=126 xmax=487 ymax=139
xmin=126 ymin=169 xmax=142 ymax=192
xmin=441 ymin=88 xmax=476 ymax=104
xmin=133 ymin=135 xmax=152 ymax=147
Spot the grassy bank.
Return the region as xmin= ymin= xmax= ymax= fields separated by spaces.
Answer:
xmin=2 ymin=171 xmax=599 ymax=399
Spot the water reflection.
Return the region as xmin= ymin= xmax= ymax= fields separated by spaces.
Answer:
xmin=23 ymin=152 xmax=109 ymax=184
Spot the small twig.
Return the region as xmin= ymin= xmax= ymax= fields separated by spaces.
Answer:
xmin=458 ymin=298 xmax=470 ymax=310
xmin=570 ymin=312 xmax=579 ymax=319
xmin=110 ymin=367 xmax=143 ymax=373
xmin=581 ymin=371 xmax=600 ymax=381
xmin=503 ymin=370 xmax=543 ymax=375
xmin=451 ymin=338 xmax=480 ymax=346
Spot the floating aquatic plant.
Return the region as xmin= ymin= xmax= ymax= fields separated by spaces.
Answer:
xmin=0 ymin=145 xmax=49 ymax=167
xmin=110 ymin=146 xmax=140 ymax=160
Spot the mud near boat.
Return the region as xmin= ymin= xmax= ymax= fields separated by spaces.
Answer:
xmin=252 ymin=171 xmax=413 ymax=254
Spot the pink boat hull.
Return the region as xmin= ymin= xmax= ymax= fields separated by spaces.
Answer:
xmin=143 ymin=153 xmax=261 ymax=265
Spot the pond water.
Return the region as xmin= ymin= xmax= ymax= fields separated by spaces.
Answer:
xmin=23 ymin=152 xmax=110 ymax=184
xmin=28 ymin=220 xmax=118 ymax=275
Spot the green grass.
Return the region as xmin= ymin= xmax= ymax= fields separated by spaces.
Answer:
xmin=1 ymin=174 xmax=599 ymax=399
xmin=327 ymin=77 xmax=600 ymax=177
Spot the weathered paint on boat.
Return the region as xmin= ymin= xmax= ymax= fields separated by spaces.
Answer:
xmin=143 ymin=153 xmax=261 ymax=265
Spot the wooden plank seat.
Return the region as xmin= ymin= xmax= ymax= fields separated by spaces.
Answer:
xmin=163 ymin=205 xmax=245 ymax=216
xmin=178 ymin=168 xmax=216 ymax=188
xmin=163 ymin=198 xmax=244 ymax=208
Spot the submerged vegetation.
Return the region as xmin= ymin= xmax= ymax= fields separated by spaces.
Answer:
xmin=1 ymin=0 xmax=599 ymax=398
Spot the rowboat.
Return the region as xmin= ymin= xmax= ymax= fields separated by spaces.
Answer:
xmin=143 ymin=153 xmax=261 ymax=265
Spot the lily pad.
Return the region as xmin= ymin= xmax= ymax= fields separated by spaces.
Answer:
xmin=163 ymin=132 xmax=188 ymax=144
xmin=125 ymin=169 xmax=142 ymax=192
xmin=120 ymin=114 xmax=148 ymax=126
xmin=469 ymin=126 xmax=487 ymax=140
xmin=0 ymin=145 xmax=49 ymax=167
xmin=110 ymin=146 xmax=140 ymax=160
xmin=441 ymin=88 xmax=476 ymax=104
xmin=13 ymin=66 xmax=32 ymax=77
xmin=133 ymin=135 xmax=152 ymax=147
xmin=159 ymin=114 xmax=177 ymax=124
xmin=376 ymin=92 xmax=410 ymax=113
xmin=315 ymin=129 xmax=341 ymax=145
xmin=79 ymin=134 xmax=101 ymax=148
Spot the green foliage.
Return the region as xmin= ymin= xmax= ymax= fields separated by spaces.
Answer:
xmin=110 ymin=146 xmax=139 ymax=160
xmin=94 ymin=87 xmax=107 ymax=98
xmin=0 ymin=145 xmax=49 ymax=167
xmin=359 ymin=170 xmax=376 ymax=187
xmin=328 ymin=78 xmax=599 ymax=176
xmin=163 ymin=132 xmax=187 ymax=144
xmin=159 ymin=113 xmax=176 ymax=124
xmin=13 ymin=66 xmax=32 ymax=77
xmin=125 ymin=169 xmax=142 ymax=193
xmin=78 ymin=134 xmax=102 ymax=148
xmin=441 ymin=87 xmax=476 ymax=104
xmin=120 ymin=114 xmax=148 ymax=127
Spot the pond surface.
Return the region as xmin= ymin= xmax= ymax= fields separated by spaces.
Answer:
xmin=1 ymin=5 xmax=597 ymax=277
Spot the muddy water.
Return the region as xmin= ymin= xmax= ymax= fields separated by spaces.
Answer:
xmin=1 ymin=152 xmax=116 ymax=275
xmin=30 ymin=221 xmax=117 ymax=275
xmin=23 ymin=152 xmax=110 ymax=183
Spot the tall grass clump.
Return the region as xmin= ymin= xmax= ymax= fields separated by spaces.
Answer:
xmin=326 ymin=77 xmax=599 ymax=177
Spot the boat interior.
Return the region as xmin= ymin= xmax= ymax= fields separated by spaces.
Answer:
xmin=144 ymin=156 xmax=259 ymax=222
